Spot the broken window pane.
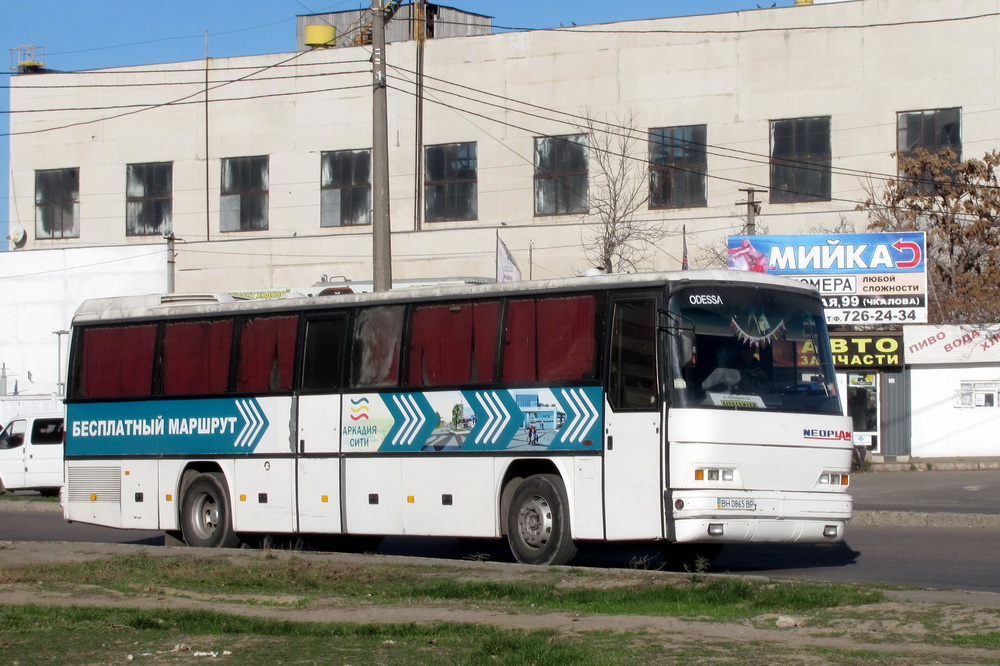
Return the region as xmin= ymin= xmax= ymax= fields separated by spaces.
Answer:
xmin=769 ymin=117 xmax=831 ymax=203
xmin=321 ymin=149 xmax=371 ymax=227
xmin=534 ymin=134 xmax=588 ymax=216
xmin=649 ymin=125 xmax=707 ymax=209
xmin=425 ymin=142 xmax=478 ymax=222
xmin=35 ymin=168 xmax=80 ymax=239
xmin=221 ymin=155 xmax=269 ymax=231
xmin=126 ymin=162 xmax=173 ymax=236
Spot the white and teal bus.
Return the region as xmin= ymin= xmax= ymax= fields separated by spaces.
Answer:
xmin=63 ymin=270 xmax=852 ymax=565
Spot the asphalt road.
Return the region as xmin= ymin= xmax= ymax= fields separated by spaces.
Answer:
xmin=3 ymin=468 xmax=1000 ymax=593
xmin=849 ymin=468 xmax=1000 ymax=514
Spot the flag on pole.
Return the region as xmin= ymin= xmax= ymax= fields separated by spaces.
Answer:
xmin=682 ymin=224 xmax=689 ymax=270
xmin=496 ymin=235 xmax=522 ymax=283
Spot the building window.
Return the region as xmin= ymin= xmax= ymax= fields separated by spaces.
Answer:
xmin=957 ymin=380 xmax=1000 ymax=408
xmin=897 ymin=108 xmax=961 ymax=160
xmin=321 ymin=149 xmax=371 ymax=227
xmin=35 ymin=168 xmax=80 ymax=239
xmin=649 ymin=125 xmax=707 ymax=209
xmin=897 ymin=108 xmax=961 ymax=192
xmin=769 ymin=117 xmax=831 ymax=203
xmin=534 ymin=134 xmax=588 ymax=216
xmin=126 ymin=162 xmax=172 ymax=236
xmin=425 ymin=142 xmax=478 ymax=222
xmin=221 ymin=155 xmax=268 ymax=231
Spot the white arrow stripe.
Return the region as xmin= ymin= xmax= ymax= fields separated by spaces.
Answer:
xmin=403 ymin=394 xmax=426 ymax=444
xmin=478 ymin=392 xmax=498 ymax=443
xmin=577 ymin=389 xmax=599 ymax=439
xmin=492 ymin=392 xmax=511 ymax=444
xmin=566 ymin=390 xmax=588 ymax=441
xmin=234 ymin=399 xmax=252 ymax=448
xmin=391 ymin=395 xmax=413 ymax=444
xmin=246 ymin=399 xmax=265 ymax=447
xmin=559 ymin=390 xmax=581 ymax=442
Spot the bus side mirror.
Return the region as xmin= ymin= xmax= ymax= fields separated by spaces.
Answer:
xmin=677 ymin=330 xmax=696 ymax=369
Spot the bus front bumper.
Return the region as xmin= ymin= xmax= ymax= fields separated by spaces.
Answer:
xmin=668 ymin=489 xmax=853 ymax=544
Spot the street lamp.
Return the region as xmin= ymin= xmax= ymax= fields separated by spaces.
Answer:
xmin=52 ymin=330 xmax=68 ymax=396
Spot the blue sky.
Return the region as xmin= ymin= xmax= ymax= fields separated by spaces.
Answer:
xmin=0 ymin=0 xmax=796 ymax=241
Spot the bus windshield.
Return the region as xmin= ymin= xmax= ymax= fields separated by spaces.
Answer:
xmin=668 ymin=286 xmax=841 ymax=415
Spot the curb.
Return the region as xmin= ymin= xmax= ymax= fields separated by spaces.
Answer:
xmin=866 ymin=458 xmax=1000 ymax=473
xmin=852 ymin=510 xmax=1000 ymax=528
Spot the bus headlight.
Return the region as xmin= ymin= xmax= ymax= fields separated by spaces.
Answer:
xmin=695 ymin=467 xmax=736 ymax=482
xmin=818 ymin=472 xmax=849 ymax=487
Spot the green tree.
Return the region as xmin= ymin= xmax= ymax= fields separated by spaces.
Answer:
xmin=860 ymin=149 xmax=1000 ymax=323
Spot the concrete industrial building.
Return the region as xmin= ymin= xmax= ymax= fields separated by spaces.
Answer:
xmin=8 ymin=0 xmax=995 ymax=291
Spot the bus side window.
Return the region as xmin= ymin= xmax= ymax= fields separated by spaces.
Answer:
xmin=608 ymin=300 xmax=658 ymax=410
xmin=75 ymin=324 xmax=158 ymax=399
xmin=502 ymin=295 xmax=597 ymax=383
xmin=162 ymin=319 xmax=234 ymax=395
xmin=302 ymin=316 xmax=348 ymax=391
xmin=408 ymin=301 xmax=499 ymax=387
xmin=236 ymin=315 xmax=298 ymax=394
xmin=351 ymin=305 xmax=405 ymax=388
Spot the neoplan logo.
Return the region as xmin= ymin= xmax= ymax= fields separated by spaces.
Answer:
xmin=803 ymin=429 xmax=852 ymax=441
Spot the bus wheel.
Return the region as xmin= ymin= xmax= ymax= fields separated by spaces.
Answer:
xmin=180 ymin=473 xmax=241 ymax=548
xmin=506 ymin=474 xmax=577 ymax=566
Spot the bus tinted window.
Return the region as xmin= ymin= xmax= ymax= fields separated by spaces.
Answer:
xmin=609 ymin=300 xmax=658 ymax=410
xmin=302 ymin=316 xmax=348 ymax=391
xmin=408 ymin=301 xmax=499 ymax=387
xmin=502 ymin=295 xmax=597 ymax=383
xmin=77 ymin=324 xmax=157 ymax=399
xmin=162 ymin=319 xmax=234 ymax=395
xmin=236 ymin=315 xmax=297 ymax=393
xmin=668 ymin=287 xmax=840 ymax=414
xmin=351 ymin=306 xmax=404 ymax=388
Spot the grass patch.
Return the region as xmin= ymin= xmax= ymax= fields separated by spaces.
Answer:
xmin=952 ymin=632 xmax=1000 ymax=648
xmin=0 ymin=605 xmax=621 ymax=665
xmin=0 ymin=551 xmax=883 ymax=621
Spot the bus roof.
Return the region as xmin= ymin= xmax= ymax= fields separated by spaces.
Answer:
xmin=70 ymin=270 xmax=818 ymax=325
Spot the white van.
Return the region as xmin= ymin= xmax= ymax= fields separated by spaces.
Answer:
xmin=0 ymin=414 xmax=64 ymax=496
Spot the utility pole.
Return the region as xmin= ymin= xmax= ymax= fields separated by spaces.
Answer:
xmin=738 ymin=188 xmax=763 ymax=235
xmin=371 ymin=0 xmax=392 ymax=292
xmin=164 ymin=232 xmax=176 ymax=293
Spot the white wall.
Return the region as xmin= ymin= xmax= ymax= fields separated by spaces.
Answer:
xmin=909 ymin=364 xmax=1000 ymax=458
xmin=0 ymin=246 xmax=167 ymax=396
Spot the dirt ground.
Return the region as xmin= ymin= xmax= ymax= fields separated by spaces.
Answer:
xmin=2 ymin=534 xmax=1000 ymax=664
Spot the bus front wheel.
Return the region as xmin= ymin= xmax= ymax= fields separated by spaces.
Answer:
xmin=506 ymin=474 xmax=577 ymax=566
xmin=180 ymin=472 xmax=241 ymax=548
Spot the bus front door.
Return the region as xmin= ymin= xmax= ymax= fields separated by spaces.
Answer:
xmin=603 ymin=298 xmax=665 ymax=541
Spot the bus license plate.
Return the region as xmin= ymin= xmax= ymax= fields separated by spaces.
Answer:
xmin=717 ymin=498 xmax=756 ymax=511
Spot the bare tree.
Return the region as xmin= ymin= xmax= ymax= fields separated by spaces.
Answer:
xmin=859 ymin=149 xmax=1000 ymax=323
xmin=579 ymin=111 xmax=665 ymax=273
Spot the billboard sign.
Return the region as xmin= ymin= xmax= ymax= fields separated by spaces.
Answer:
xmin=727 ymin=233 xmax=927 ymax=324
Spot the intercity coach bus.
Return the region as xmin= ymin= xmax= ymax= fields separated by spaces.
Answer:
xmin=62 ymin=270 xmax=852 ymax=565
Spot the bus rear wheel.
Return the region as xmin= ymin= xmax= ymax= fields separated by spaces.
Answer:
xmin=506 ymin=474 xmax=577 ymax=566
xmin=180 ymin=472 xmax=241 ymax=548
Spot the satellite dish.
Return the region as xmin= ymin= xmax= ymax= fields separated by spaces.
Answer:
xmin=8 ymin=224 xmax=27 ymax=249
